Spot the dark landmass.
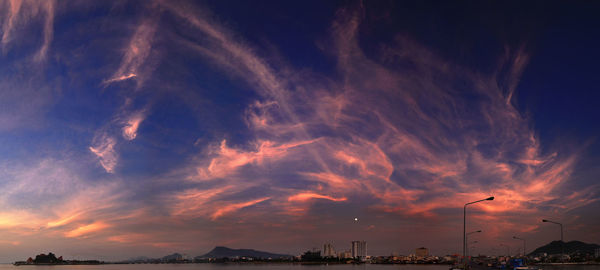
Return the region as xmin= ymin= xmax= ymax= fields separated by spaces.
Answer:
xmin=14 ymin=252 xmax=102 ymax=266
xmin=198 ymin=246 xmax=293 ymax=259
xmin=529 ymin=241 xmax=600 ymax=256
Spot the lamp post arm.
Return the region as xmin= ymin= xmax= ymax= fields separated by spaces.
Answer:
xmin=465 ymin=198 xmax=487 ymax=206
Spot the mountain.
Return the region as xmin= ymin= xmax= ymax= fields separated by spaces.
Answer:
xmin=198 ymin=246 xmax=293 ymax=259
xmin=529 ymin=241 xmax=600 ymax=256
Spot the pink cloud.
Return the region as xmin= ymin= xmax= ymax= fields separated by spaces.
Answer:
xmin=210 ymin=197 xmax=271 ymax=220
xmin=1 ymin=0 xmax=55 ymax=61
xmin=0 ymin=158 xmax=130 ymax=245
xmin=65 ymin=222 xmax=109 ymax=238
xmin=3 ymin=2 xmax=587 ymax=258
xmin=104 ymin=18 xmax=156 ymax=86
xmin=89 ymin=135 xmax=117 ymax=173
xmin=287 ymin=192 xmax=347 ymax=202
xmin=103 ymin=73 xmax=137 ymax=84
xmin=161 ymin=2 xmax=590 ymax=229
xmin=193 ymin=139 xmax=318 ymax=180
xmin=170 ymin=186 xmax=234 ymax=217
xmin=1 ymin=0 xmax=23 ymax=46
xmin=122 ymin=111 xmax=146 ymax=140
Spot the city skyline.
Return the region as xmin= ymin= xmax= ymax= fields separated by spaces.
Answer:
xmin=0 ymin=0 xmax=599 ymax=262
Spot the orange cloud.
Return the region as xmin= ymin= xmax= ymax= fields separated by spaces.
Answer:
xmin=287 ymin=192 xmax=347 ymax=202
xmin=65 ymin=222 xmax=109 ymax=238
xmin=211 ymin=197 xmax=270 ymax=220
xmin=194 ymin=139 xmax=317 ymax=180
xmin=47 ymin=212 xmax=81 ymax=228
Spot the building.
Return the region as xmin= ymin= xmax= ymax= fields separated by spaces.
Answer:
xmin=352 ymin=241 xmax=367 ymax=260
xmin=323 ymin=243 xmax=336 ymax=258
xmin=338 ymin=250 xmax=352 ymax=259
xmin=595 ymin=248 xmax=600 ymax=258
xmin=301 ymin=250 xmax=321 ymax=261
xmin=416 ymin=247 xmax=429 ymax=258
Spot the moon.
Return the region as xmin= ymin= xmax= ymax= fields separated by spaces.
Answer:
xmin=354 ymin=217 xmax=358 ymax=221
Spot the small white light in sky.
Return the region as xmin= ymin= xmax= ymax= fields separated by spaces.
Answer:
xmin=354 ymin=217 xmax=358 ymax=221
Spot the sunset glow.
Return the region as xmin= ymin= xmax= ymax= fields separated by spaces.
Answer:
xmin=0 ymin=0 xmax=598 ymax=263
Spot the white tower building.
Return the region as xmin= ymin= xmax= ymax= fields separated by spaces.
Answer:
xmin=351 ymin=241 xmax=367 ymax=261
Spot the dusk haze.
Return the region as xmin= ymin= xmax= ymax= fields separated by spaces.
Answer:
xmin=0 ymin=0 xmax=599 ymax=264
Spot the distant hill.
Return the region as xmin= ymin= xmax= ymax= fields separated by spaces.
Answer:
xmin=529 ymin=241 xmax=600 ymax=256
xmin=198 ymin=246 xmax=293 ymax=259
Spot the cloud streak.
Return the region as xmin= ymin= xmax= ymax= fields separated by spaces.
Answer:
xmin=122 ymin=110 xmax=146 ymax=141
xmin=104 ymin=18 xmax=157 ymax=86
xmin=91 ymin=14 xmax=159 ymax=173
xmin=89 ymin=135 xmax=117 ymax=173
xmin=1 ymin=0 xmax=55 ymax=61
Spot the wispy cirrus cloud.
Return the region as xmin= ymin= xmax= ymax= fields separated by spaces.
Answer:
xmin=91 ymin=14 xmax=159 ymax=173
xmin=65 ymin=222 xmax=110 ymax=238
xmin=0 ymin=158 xmax=127 ymax=242
xmin=122 ymin=110 xmax=146 ymax=141
xmin=103 ymin=18 xmax=157 ymax=86
xmin=0 ymin=0 xmax=597 ymax=260
xmin=89 ymin=134 xmax=117 ymax=173
xmin=1 ymin=0 xmax=55 ymax=61
xmin=210 ymin=197 xmax=271 ymax=220
xmin=287 ymin=192 xmax=347 ymax=203
xmin=155 ymin=3 xmax=595 ymax=242
xmin=191 ymin=139 xmax=318 ymax=181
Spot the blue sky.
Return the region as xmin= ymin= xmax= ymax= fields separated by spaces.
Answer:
xmin=0 ymin=0 xmax=598 ymax=261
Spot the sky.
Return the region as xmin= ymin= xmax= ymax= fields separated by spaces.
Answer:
xmin=0 ymin=0 xmax=599 ymax=262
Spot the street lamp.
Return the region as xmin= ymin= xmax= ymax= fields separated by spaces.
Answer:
xmin=463 ymin=197 xmax=494 ymax=262
xmin=466 ymin=230 xmax=482 ymax=259
xmin=513 ymin=236 xmax=526 ymax=257
xmin=542 ymin=219 xmax=564 ymax=262
xmin=469 ymin=244 xmax=478 ymax=258
xmin=467 ymin=241 xmax=478 ymax=258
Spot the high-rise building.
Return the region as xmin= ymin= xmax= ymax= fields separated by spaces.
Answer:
xmin=351 ymin=241 xmax=367 ymax=260
xmin=323 ymin=243 xmax=336 ymax=257
xmin=416 ymin=247 xmax=428 ymax=258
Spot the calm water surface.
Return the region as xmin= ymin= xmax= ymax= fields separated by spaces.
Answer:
xmin=0 ymin=264 xmax=597 ymax=270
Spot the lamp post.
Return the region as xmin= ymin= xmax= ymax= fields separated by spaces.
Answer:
xmin=463 ymin=197 xmax=494 ymax=264
xmin=542 ymin=219 xmax=564 ymax=262
xmin=469 ymin=245 xmax=478 ymax=258
xmin=466 ymin=230 xmax=481 ymax=259
xmin=467 ymin=241 xmax=478 ymax=258
xmin=513 ymin=236 xmax=526 ymax=257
